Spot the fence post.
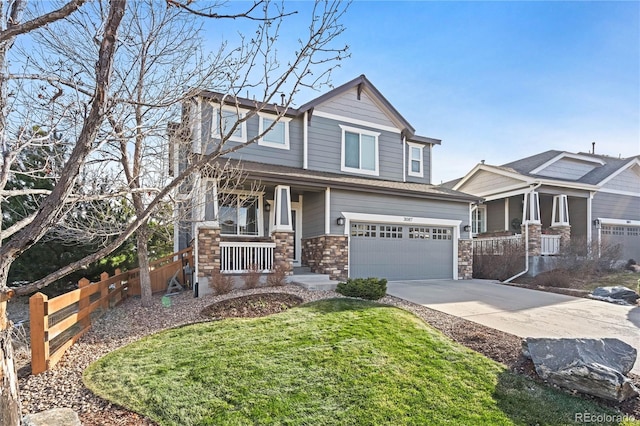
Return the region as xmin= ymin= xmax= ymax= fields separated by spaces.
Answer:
xmin=78 ymin=278 xmax=91 ymax=330
xmin=29 ymin=292 xmax=49 ymax=374
xmin=113 ymin=268 xmax=122 ymax=305
xmin=100 ymin=272 xmax=109 ymax=310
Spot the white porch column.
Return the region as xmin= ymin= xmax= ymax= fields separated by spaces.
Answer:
xmin=551 ymin=194 xmax=569 ymax=226
xmin=522 ymin=191 xmax=540 ymax=224
xmin=272 ymin=185 xmax=293 ymax=232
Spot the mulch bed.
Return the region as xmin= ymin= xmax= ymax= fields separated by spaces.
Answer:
xmin=200 ymin=293 xmax=303 ymax=319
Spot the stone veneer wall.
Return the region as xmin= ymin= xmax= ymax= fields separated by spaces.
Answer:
xmin=457 ymin=239 xmax=473 ymax=279
xmin=522 ymin=223 xmax=542 ymax=256
xmin=197 ymin=226 xmax=221 ymax=283
xmin=302 ymin=235 xmax=348 ymax=280
xmin=271 ymin=231 xmax=294 ymax=275
xmin=549 ymin=225 xmax=571 ymax=251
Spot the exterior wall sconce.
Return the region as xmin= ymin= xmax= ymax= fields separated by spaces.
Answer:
xmin=337 ymin=217 xmax=345 ymax=226
xmin=463 ymin=225 xmax=471 ymax=232
xmin=265 ymin=202 xmax=271 ymax=212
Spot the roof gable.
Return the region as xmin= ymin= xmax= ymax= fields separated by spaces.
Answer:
xmin=530 ymin=152 xmax=605 ymax=180
xmin=298 ymin=74 xmax=416 ymax=138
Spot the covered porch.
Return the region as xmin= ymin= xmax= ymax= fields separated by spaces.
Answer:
xmin=472 ymin=185 xmax=591 ymax=258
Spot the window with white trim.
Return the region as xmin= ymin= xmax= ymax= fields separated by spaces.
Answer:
xmin=409 ymin=227 xmax=430 ymax=239
xmin=472 ymin=206 xmax=487 ymax=235
xmin=340 ymin=125 xmax=380 ymax=176
xmin=258 ymin=114 xmax=290 ymax=149
xmin=407 ymin=142 xmax=424 ymax=177
xmin=211 ymin=105 xmax=247 ymax=143
xmin=218 ymin=192 xmax=261 ymax=236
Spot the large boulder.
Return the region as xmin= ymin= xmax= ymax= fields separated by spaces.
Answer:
xmin=522 ymin=338 xmax=639 ymax=402
xmin=590 ymin=286 xmax=639 ymax=305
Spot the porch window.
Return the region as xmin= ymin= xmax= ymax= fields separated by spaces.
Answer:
xmin=258 ymin=114 xmax=290 ymax=149
xmin=407 ymin=142 xmax=423 ymax=177
xmin=551 ymin=194 xmax=570 ymax=226
xmin=211 ymin=106 xmax=247 ymax=143
xmin=472 ymin=206 xmax=487 ymax=235
xmin=218 ymin=193 xmax=260 ymax=236
xmin=340 ymin=125 xmax=380 ymax=176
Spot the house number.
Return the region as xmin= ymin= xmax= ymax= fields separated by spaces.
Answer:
xmin=403 ymin=217 xmax=413 ymax=222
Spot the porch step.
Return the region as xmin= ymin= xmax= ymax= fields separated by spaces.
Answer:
xmin=290 ymin=273 xmax=338 ymax=291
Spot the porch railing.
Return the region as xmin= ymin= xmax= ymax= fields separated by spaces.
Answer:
xmin=473 ymin=235 xmax=522 ymax=255
xmin=220 ymin=241 xmax=276 ymax=273
xmin=541 ymin=234 xmax=561 ymax=255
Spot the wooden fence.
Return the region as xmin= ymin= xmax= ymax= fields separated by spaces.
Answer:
xmin=29 ymin=247 xmax=193 ymax=374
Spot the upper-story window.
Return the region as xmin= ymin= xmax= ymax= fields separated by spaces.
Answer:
xmin=340 ymin=124 xmax=380 ymax=176
xmin=258 ymin=113 xmax=291 ymax=150
xmin=407 ymin=142 xmax=424 ymax=178
xmin=211 ymin=105 xmax=247 ymax=143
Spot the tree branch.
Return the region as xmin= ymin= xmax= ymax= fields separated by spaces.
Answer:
xmin=0 ymin=0 xmax=87 ymax=43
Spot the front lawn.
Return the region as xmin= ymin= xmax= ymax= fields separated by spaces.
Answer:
xmin=83 ymin=298 xmax=636 ymax=425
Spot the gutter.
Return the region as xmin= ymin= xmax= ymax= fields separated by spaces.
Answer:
xmin=503 ymin=182 xmax=542 ymax=283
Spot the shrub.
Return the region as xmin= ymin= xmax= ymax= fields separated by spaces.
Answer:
xmin=243 ymin=264 xmax=262 ymax=289
xmin=473 ymin=239 xmax=525 ymax=281
xmin=209 ymin=270 xmax=234 ymax=295
xmin=336 ymin=277 xmax=387 ymax=300
xmin=532 ymin=269 xmax=573 ymax=288
xmin=266 ymin=262 xmax=290 ymax=287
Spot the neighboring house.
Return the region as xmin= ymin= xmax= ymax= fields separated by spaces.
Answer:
xmin=173 ymin=75 xmax=479 ymax=294
xmin=445 ymin=150 xmax=640 ymax=270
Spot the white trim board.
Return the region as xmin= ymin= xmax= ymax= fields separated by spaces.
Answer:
xmin=313 ymin=110 xmax=401 ymax=134
xmin=597 ymin=218 xmax=640 ymax=227
xmin=340 ymin=212 xmax=462 ymax=231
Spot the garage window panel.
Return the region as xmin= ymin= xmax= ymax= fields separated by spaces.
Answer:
xmin=627 ymin=227 xmax=639 ymax=237
xmin=351 ymin=223 xmax=377 ymax=237
xmin=409 ymin=227 xmax=430 ymax=239
xmin=380 ymin=225 xmax=403 ymax=238
xmin=432 ymin=227 xmax=452 ymax=240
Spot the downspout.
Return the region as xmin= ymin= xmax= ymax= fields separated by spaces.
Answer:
xmin=303 ymin=111 xmax=308 ymax=169
xmin=504 ymin=182 xmax=541 ymax=283
xmin=402 ymin=134 xmax=406 ymax=182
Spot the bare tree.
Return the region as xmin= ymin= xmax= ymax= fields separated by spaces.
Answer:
xmin=0 ymin=0 xmax=125 ymax=422
xmin=0 ymin=0 xmax=347 ymax=421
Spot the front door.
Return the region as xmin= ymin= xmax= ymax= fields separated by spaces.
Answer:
xmin=291 ymin=202 xmax=302 ymax=266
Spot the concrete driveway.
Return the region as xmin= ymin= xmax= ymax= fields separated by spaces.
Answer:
xmin=387 ymin=279 xmax=640 ymax=376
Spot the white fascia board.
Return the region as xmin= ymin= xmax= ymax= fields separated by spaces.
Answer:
xmin=530 ymin=152 xmax=605 ymax=175
xmin=597 ymin=158 xmax=640 ymax=186
xmin=597 ymin=218 xmax=640 ymax=226
xmin=313 ymin=110 xmax=401 ymax=134
xmin=473 ymin=183 xmax=532 ymax=199
xmin=537 ymin=179 xmax=600 ymax=191
xmin=340 ymin=211 xmax=461 ymax=235
xmin=452 ymin=164 xmax=532 ymax=191
xmin=597 ymin=188 xmax=640 ymax=197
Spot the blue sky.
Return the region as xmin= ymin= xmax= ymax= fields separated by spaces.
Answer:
xmin=206 ymin=1 xmax=639 ymax=183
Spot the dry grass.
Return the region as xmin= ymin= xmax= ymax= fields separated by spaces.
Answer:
xmin=242 ymin=264 xmax=262 ymax=289
xmin=209 ymin=270 xmax=234 ymax=295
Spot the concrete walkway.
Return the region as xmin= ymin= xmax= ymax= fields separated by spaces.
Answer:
xmin=387 ymin=279 xmax=640 ymax=375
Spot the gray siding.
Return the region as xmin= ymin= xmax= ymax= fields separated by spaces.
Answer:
xmin=302 ymin=191 xmax=325 ymax=238
xmin=592 ymin=192 xmax=640 ymax=221
xmin=536 ymin=158 xmax=598 ymax=180
xmin=508 ymin=195 xmax=523 ymax=231
xmin=459 ymin=170 xmax=524 ymax=195
xmin=568 ymin=197 xmax=588 ymax=240
xmin=486 ymin=200 xmax=506 ymax=232
xmin=601 ymin=167 xmax=640 ymax=192
xmin=307 ymin=116 xmax=404 ymax=181
xmin=201 ymin=102 xmax=303 ymax=168
xmin=315 ymin=89 xmax=396 ymax=128
xmin=329 ymin=189 xmax=468 ymax=235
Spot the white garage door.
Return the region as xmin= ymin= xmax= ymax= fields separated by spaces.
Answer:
xmin=350 ymin=223 xmax=454 ymax=280
xmin=602 ymin=225 xmax=640 ymax=261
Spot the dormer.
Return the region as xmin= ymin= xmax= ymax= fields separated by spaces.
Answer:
xmin=530 ymin=152 xmax=605 ymax=181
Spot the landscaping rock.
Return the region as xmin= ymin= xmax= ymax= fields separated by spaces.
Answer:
xmin=590 ymin=286 xmax=639 ymax=305
xmin=23 ymin=408 xmax=81 ymax=426
xmin=522 ymin=337 xmax=639 ymax=402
